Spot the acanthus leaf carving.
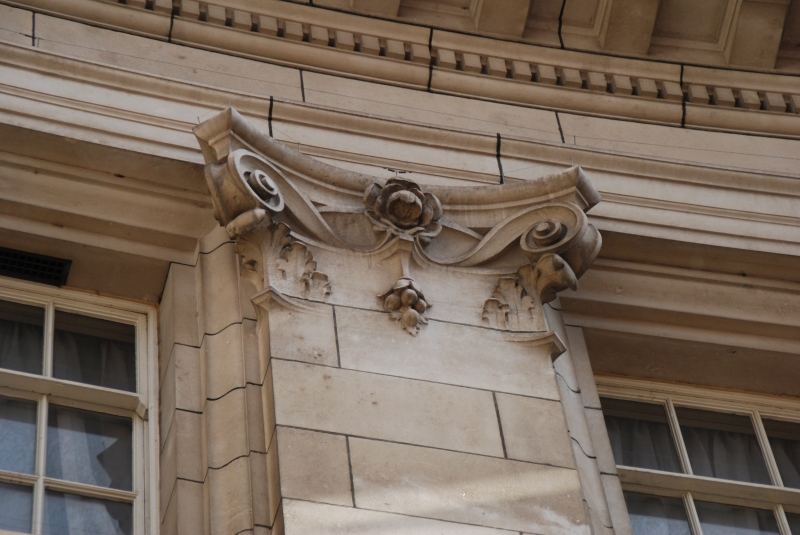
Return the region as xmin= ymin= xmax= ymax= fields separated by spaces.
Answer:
xmin=482 ymin=253 xmax=578 ymax=332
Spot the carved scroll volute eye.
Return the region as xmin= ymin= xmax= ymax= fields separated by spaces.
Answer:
xmin=526 ymin=219 xmax=566 ymax=248
xmin=243 ymin=170 xmax=285 ymax=213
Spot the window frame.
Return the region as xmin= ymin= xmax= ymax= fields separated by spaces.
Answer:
xmin=597 ymin=374 xmax=800 ymax=535
xmin=0 ymin=275 xmax=159 ymax=535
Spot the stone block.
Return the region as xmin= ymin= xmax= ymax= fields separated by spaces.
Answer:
xmin=729 ymin=0 xmax=790 ymax=68
xmin=610 ymin=75 xmax=633 ymax=95
xmin=262 ymin=362 xmax=277 ymax=440
xmin=175 ymin=410 xmax=205 ymax=482
xmin=282 ymin=499 xmax=514 ymax=534
xmin=739 ymin=89 xmax=762 ymax=109
xmin=267 ymin=298 xmax=338 ymax=367
xmin=435 ymin=49 xmax=457 ymax=69
xmin=257 ymin=15 xmax=279 ymax=36
xmin=204 ymin=322 xmax=246 ymax=400
xmin=284 ymin=20 xmax=304 ymax=41
xmin=461 ymin=52 xmax=483 ymax=73
xmin=360 ymin=35 xmax=381 ymax=55
xmin=199 ymin=243 xmax=242 ymax=336
xmin=162 ymin=479 xmax=205 ymax=535
xmin=495 ymin=393 xmax=575 ymax=468
xmin=246 ymin=383 xmax=268 ymax=453
xmin=206 ymin=5 xmax=227 ymax=26
xmin=0 ymin=4 xmax=32 ymax=46
xmin=160 ymin=416 xmax=177 ymax=522
xmin=180 ymin=0 xmax=200 ymax=19
xmin=207 ymin=457 xmax=253 ymax=535
xmin=712 ymin=87 xmax=736 ymax=107
xmin=410 ymin=43 xmax=431 ymax=64
xmin=602 ymin=474 xmax=633 ymax=535
xmin=587 ymin=72 xmax=608 ymax=92
xmin=231 ymin=10 xmax=252 ymax=30
xmin=159 ymin=263 xmax=200 ymax=379
xmin=242 ymin=318 xmax=264 ymax=385
xmin=277 ymin=427 xmax=353 ymax=506
xmin=486 ymin=57 xmax=507 ymax=77
xmin=336 ymin=307 xmax=560 ymax=399
xmin=659 ymin=81 xmax=684 ymax=101
xmin=250 ymin=451 xmax=271 ymax=527
xmin=385 ymin=39 xmax=405 ymax=60
xmin=267 ymin=430 xmax=282 ymax=524
xmin=687 ymin=84 xmax=710 ymax=104
xmin=535 ymin=64 xmax=558 ymax=84
xmin=349 ymin=438 xmax=588 ymax=534
xmin=511 ymin=60 xmax=533 ymax=81
xmin=565 ymin=326 xmax=601 ymax=409
xmin=335 ymin=30 xmax=355 ymax=50
xmin=635 ymin=78 xmax=659 ymax=98
xmin=206 ymin=388 xmax=249 ymax=468
xmin=475 ymin=0 xmax=531 ymax=37
xmin=587 ymin=407 xmax=616 ymax=475
xmin=168 ymin=344 xmax=204 ymax=413
xmin=310 ymin=25 xmax=329 ymax=46
xmin=789 ymin=94 xmax=800 ymax=113
xmin=561 ymin=68 xmax=583 ymax=88
xmin=272 ymin=359 xmax=504 ymax=456
xmin=765 ymin=92 xmax=787 ymax=112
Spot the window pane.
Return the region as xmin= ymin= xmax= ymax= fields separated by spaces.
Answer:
xmin=676 ymin=407 xmax=771 ymax=484
xmin=695 ymin=500 xmax=779 ymax=535
xmin=53 ymin=311 xmax=136 ymax=392
xmin=43 ymin=490 xmax=132 ymax=535
xmin=0 ymin=299 xmax=44 ymax=375
xmin=601 ymin=397 xmax=682 ymax=472
xmin=762 ymin=419 xmax=800 ymax=489
xmin=786 ymin=512 xmax=800 ymax=534
xmin=623 ymin=491 xmax=691 ymax=535
xmin=0 ymin=396 xmax=38 ymax=474
xmin=0 ymin=481 xmax=33 ymax=533
xmin=46 ymin=405 xmax=132 ymax=491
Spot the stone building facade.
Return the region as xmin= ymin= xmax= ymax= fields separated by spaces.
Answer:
xmin=0 ymin=0 xmax=798 ymax=534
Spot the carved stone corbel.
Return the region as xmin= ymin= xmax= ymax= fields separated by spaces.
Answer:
xmin=193 ymin=108 xmax=602 ymax=337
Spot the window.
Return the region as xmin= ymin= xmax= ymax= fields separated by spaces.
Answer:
xmin=597 ymin=377 xmax=800 ymax=535
xmin=0 ymin=277 xmax=157 ymax=535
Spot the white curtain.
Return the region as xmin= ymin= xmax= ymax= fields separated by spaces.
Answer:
xmin=680 ymin=425 xmax=772 ymax=485
xmin=606 ymin=416 xmax=682 ymax=472
xmin=53 ymin=329 xmax=135 ymax=392
xmin=0 ymin=317 xmax=43 ymax=374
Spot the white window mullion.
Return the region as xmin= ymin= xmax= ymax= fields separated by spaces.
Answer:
xmin=753 ymin=410 xmax=784 ymax=487
xmin=43 ymin=301 xmax=54 ymax=378
xmin=684 ymin=491 xmax=704 ymax=535
xmin=776 ymin=504 xmax=792 ymax=535
xmin=32 ymin=395 xmax=49 ymax=535
xmin=666 ymin=398 xmax=693 ymax=475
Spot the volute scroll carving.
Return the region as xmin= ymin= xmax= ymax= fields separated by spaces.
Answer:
xmin=194 ymin=108 xmax=602 ymax=336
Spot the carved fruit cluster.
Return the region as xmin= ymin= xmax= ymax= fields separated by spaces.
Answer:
xmin=364 ymin=179 xmax=443 ymax=243
xmin=380 ymin=277 xmax=429 ymax=336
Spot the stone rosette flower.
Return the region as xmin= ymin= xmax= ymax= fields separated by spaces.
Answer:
xmin=364 ymin=178 xmax=443 ymax=243
xmin=379 ymin=277 xmax=429 ymax=335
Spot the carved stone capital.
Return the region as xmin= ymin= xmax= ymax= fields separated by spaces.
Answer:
xmin=194 ymin=108 xmax=602 ymax=335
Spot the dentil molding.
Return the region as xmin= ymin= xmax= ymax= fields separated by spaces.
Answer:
xmin=194 ymin=108 xmax=602 ymax=336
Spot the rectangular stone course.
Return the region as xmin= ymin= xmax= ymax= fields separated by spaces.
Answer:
xmin=349 ymin=438 xmax=589 ymax=535
xmin=271 ymin=359 xmax=505 ymax=457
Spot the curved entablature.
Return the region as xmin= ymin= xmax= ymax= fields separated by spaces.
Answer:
xmin=194 ymin=107 xmax=602 ymax=335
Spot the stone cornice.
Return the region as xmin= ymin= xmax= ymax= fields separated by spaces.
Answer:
xmin=5 ymin=0 xmax=800 ymax=138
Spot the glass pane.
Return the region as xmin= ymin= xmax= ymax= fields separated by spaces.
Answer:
xmin=0 ymin=481 xmax=33 ymax=533
xmin=624 ymin=492 xmax=691 ymax=535
xmin=46 ymin=405 xmax=132 ymax=491
xmin=0 ymin=396 xmax=38 ymax=474
xmin=763 ymin=419 xmax=800 ymax=489
xmin=786 ymin=512 xmax=800 ymax=534
xmin=695 ymin=500 xmax=779 ymax=535
xmin=676 ymin=407 xmax=771 ymax=484
xmin=0 ymin=299 xmax=44 ymax=375
xmin=43 ymin=490 xmax=132 ymax=535
xmin=601 ymin=397 xmax=682 ymax=472
xmin=53 ymin=311 xmax=136 ymax=392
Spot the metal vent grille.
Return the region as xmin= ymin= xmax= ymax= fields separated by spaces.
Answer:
xmin=0 ymin=247 xmax=72 ymax=286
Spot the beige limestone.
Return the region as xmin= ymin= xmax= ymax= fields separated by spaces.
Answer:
xmin=495 ymin=393 xmax=575 ymax=469
xmin=266 ymin=298 xmax=338 ymax=367
xmin=276 ymin=426 xmax=353 ymax=506
xmin=565 ymin=325 xmax=601 ymax=409
xmin=207 ymin=456 xmax=254 ymax=535
xmin=271 ymin=359 xmax=505 ymax=456
xmin=0 ymin=4 xmax=32 ymax=45
xmin=335 ymin=307 xmax=561 ymax=399
xmin=161 ymin=479 xmax=205 ymax=535
xmin=198 ymin=242 xmax=242 ymax=336
xmin=205 ymin=388 xmax=250 ymax=468
xmin=204 ymin=322 xmax=247 ymax=399
xmin=282 ymin=499 xmax=517 ymax=534
xmin=37 ymin=15 xmax=294 ymax=105
xmin=349 ymin=438 xmax=589 ymax=534
xmin=602 ymin=474 xmax=633 ymax=535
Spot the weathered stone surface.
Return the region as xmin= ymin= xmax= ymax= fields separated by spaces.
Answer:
xmin=349 ymin=438 xmax=589 ymax=534
xmin=282 ymin=499 xmax=516 ymax=534
xmin=277 ymin=426 xmax=353 ymax=506
xmin=272 ymin=359 xmax=504 ymax=456
xmin=336 ymin=307 xmax=561 ymax=399
xmin=267 ymin=299 xmax=338 ymax=366
xmin=495 ymin=393 xmax=575 ymax=469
